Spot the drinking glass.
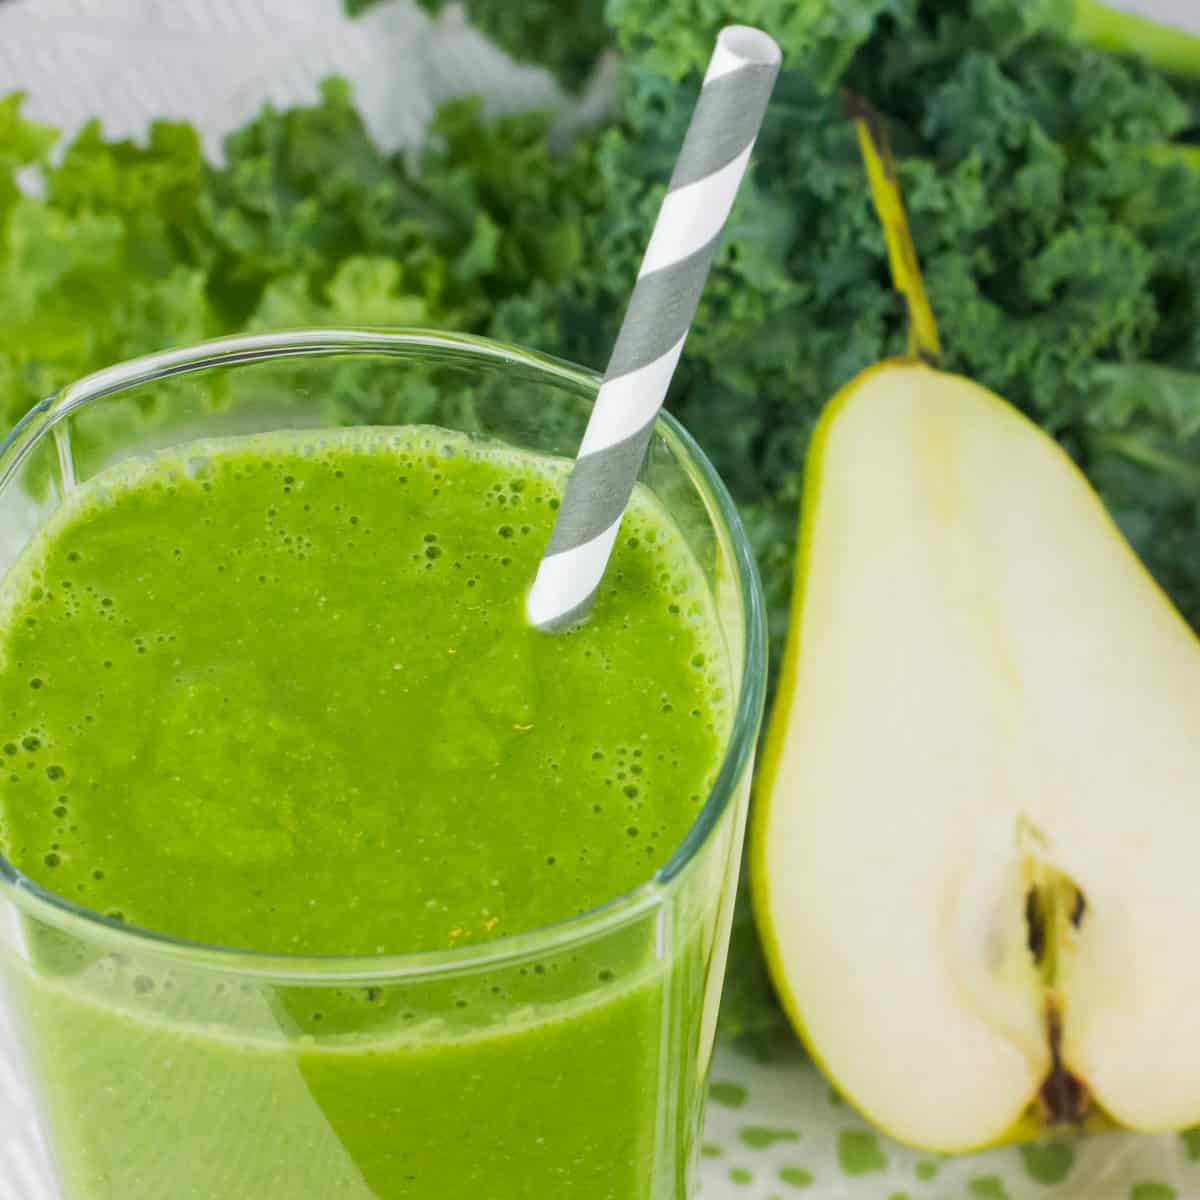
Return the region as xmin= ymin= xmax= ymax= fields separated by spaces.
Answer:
xmin=0 ymin=330 xmax=767 ymax=1200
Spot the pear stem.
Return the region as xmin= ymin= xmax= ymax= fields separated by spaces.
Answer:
xmin=842 ymin=91 xmax=942 ymax=367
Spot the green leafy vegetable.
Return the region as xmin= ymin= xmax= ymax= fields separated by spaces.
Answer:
xmin=0 ymin=81 xmax=602 ymax=425
xmin=347 ymin=0 xmax=610 ymax=89
xmin=0 ymin=105 xmax=213 ymax=455
xmin=8 ymin=0 xmax=1200 ymax=1048
xmin=422 ymin=0 xmax=610 ymax=89
xmin=484 ymin=0 xmax=1200 ymax=1043
xmin=608 ymin=0 xmax=916 ymax=87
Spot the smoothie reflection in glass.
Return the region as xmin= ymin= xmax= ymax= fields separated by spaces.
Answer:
xmin=0 ymin=331 xmax=766 ymax=1200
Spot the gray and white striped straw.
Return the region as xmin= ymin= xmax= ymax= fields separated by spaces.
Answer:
xmin=526 ymin=26 xmax=782 ymax=631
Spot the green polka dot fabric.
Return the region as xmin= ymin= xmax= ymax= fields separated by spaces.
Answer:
xmin=700 ymin=1046 xmax=1200 ymax=1199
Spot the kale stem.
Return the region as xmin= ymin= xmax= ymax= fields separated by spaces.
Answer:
xmin=1094 ymin=433 xmax=1200 ymax=490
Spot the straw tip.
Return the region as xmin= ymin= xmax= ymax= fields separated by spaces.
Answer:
xmin=526 ymin=591 xmax=588 ymax=633
xmin=717 ymin=26 xmax=783 ymax=68
xmin=525 ymin=578 xmax=567 ymax=632
xmin=526 ymin=570 xmax=600 ymax=632
xmin=525 ymin=591 xmax=556 ymax=631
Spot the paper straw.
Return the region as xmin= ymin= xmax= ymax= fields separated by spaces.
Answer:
xmin=526 ymin=26 xmax=782 ymax=631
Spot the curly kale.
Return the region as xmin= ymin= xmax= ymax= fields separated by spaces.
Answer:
xmin=9 ymin=0 xmax=1200 ymax=1047
xmin=351 ymin=0 xmax=611 ymax=89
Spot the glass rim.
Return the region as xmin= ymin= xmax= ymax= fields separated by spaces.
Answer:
xmin=0 ymin=329 xmax=767 ymax=983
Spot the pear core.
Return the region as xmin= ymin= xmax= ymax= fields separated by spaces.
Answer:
xmin=754 ymin=362 xmax=1200 ymax=1151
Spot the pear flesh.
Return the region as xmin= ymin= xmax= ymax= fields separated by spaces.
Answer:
xmin=754 ymin=361 xmax=1200 ymax=1151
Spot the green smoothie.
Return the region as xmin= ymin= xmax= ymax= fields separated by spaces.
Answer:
xmin=0 ymin=426 xmax=735 ymax=1198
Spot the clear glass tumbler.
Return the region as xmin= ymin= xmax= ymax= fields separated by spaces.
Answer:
xmin=0 ymin=330 xmax=767 ymax=1200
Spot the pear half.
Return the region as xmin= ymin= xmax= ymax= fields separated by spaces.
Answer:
xmin=753 ymin=359 xmax=1200 ymax=1152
